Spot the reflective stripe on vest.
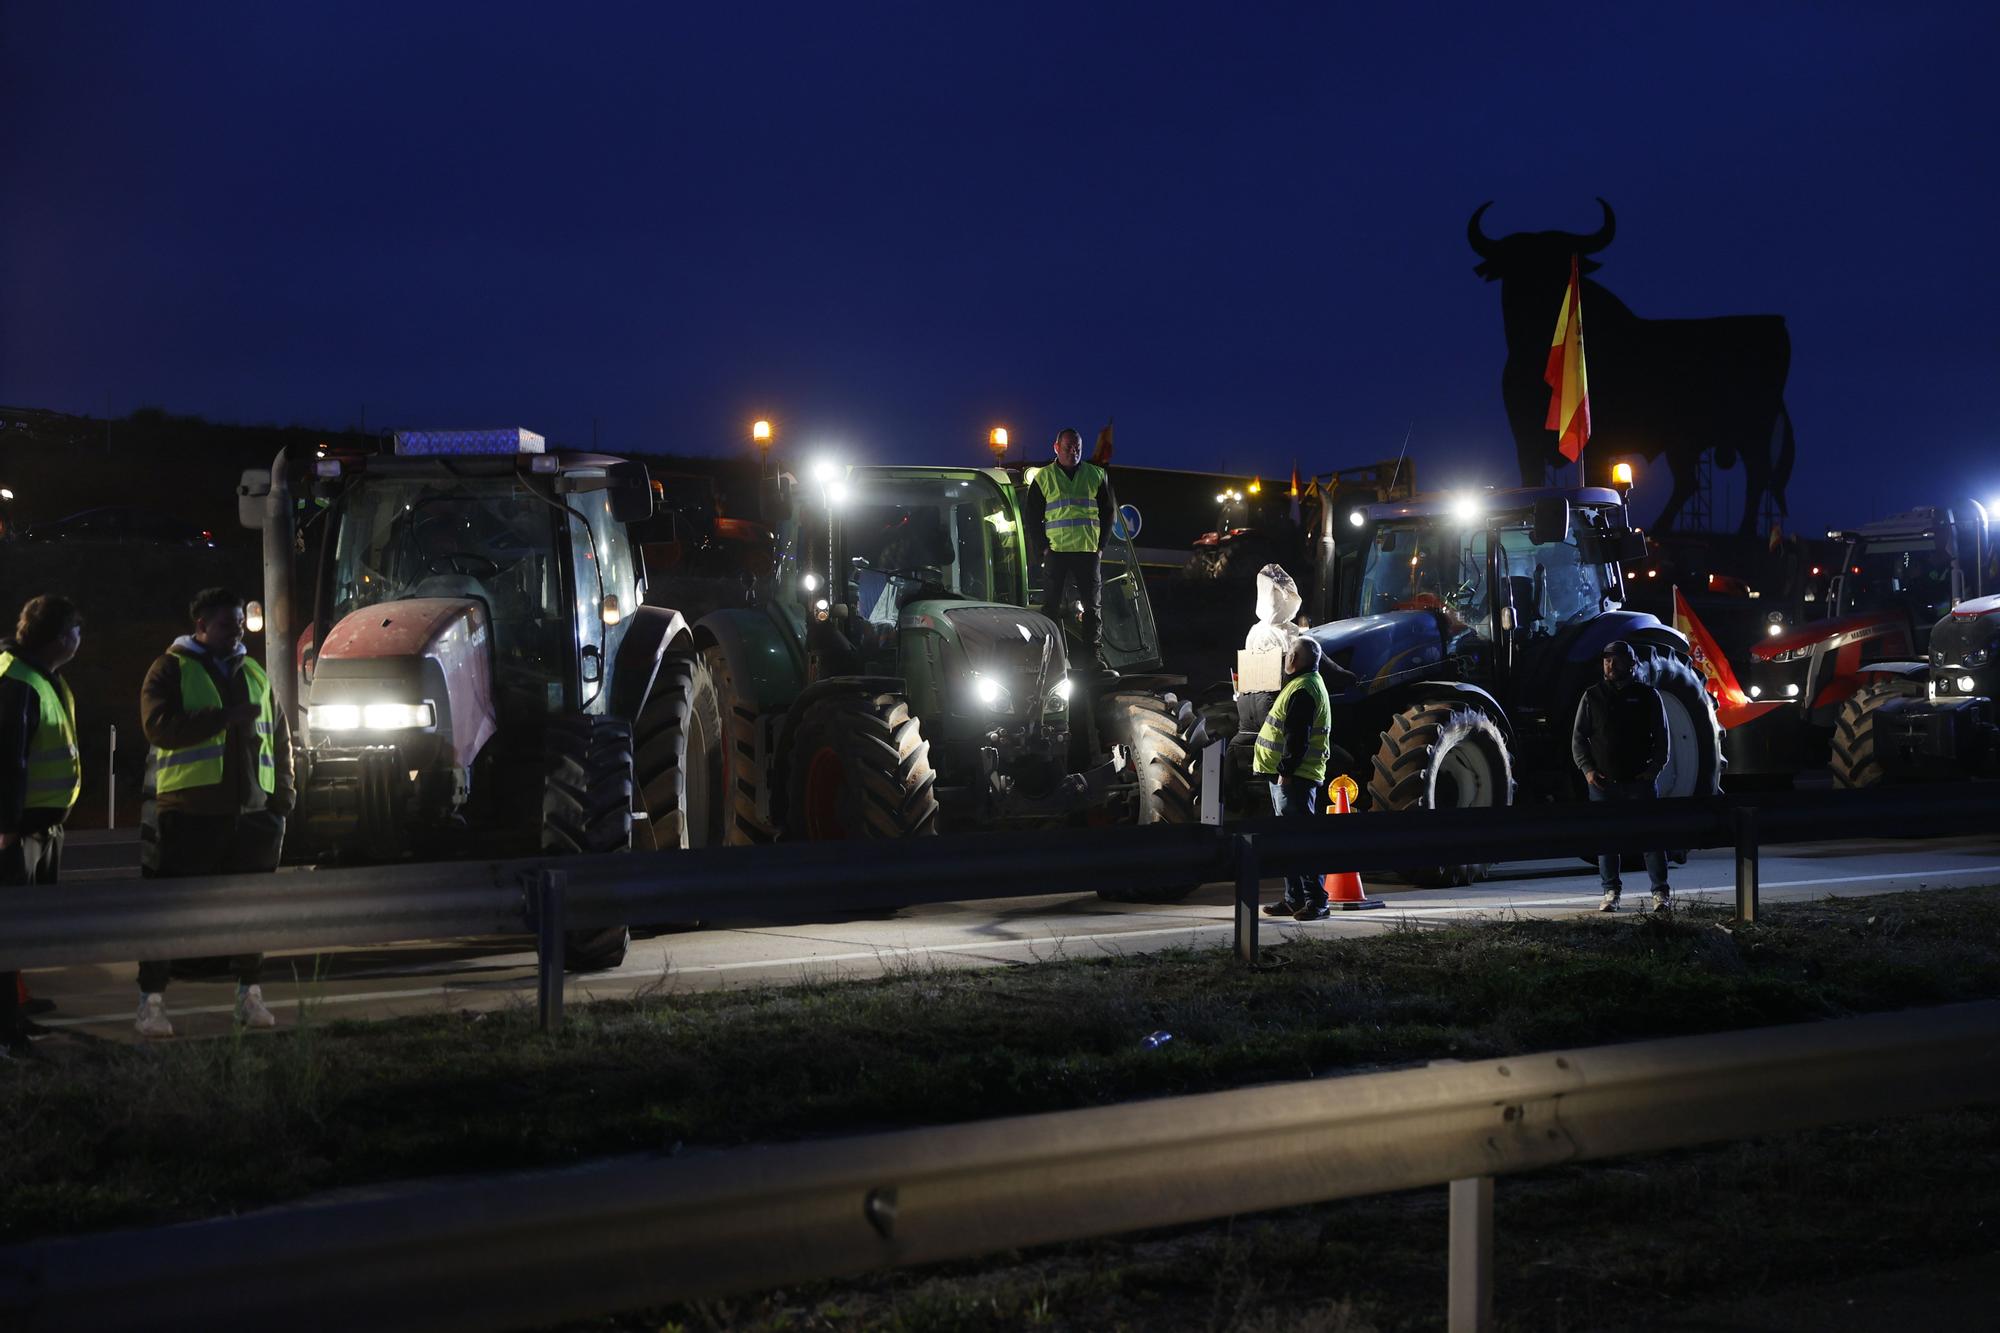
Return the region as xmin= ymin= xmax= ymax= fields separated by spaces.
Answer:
xmin=0 ymin=652 xmax=81 ymax=813
xmin=1253 ymin=669 xmax=1332 ymax=784
xmin=1036 ymin=462 xmax=1107 ymax=552
xmin=155 ymin=652 xmax=276 ymax=795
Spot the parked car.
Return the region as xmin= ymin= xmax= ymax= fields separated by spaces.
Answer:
xmin=24 ymin=506 xmax=218 ymax=546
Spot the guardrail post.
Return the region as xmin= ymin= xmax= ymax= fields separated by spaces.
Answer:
xmin=1200 ymin=738 xmax=1224 ymax=826
xmin=535 ymin=869 xmax=567 ymax=1033
xmin=1735 ymin=807 xmax=1759 ymax=923
xmin=1448 ymin=1175 xmax=1494 ymax=1332
xmin=1234 ymin=834 xmax=1260 ymax=966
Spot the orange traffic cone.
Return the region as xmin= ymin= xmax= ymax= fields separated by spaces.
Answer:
xmin=1321 ymin=776 xmax=1384 ymax=911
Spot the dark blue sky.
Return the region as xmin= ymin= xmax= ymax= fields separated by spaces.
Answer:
xmin=5 ymin=2 xmax=1996 ymax=532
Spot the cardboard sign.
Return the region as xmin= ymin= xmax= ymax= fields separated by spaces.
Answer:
xmin=1236 ymin=648 xmax=1282 ymax=693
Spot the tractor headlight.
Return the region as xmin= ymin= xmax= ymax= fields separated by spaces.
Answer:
xmin=1958 ymin=675 xmax=1978 ymax=694
xmin=310 ymin=701 xmax=436 ymax=732
xmin=1047 ymin=676 xmax=1072 ymax=709
xmin=973 ymin=674 xmax=1009 ymax=710
xmin=1964 ymin=647 xmax=1990 ymax=667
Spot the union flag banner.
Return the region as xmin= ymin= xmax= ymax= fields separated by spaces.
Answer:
xmin=1545 ymin=254 xmax=1590 ymax=463
xmin=1674 ymin=587 xmax=1779 ymax=730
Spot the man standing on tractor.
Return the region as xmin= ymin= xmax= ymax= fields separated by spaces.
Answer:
xmin=134 ymin=587 xmax=295 ymax=1037
xmin=1572 ymin=640 xmax=1673 ymax=914
xmin=1256 ymin=637 xmax=1334 ymax=921
xmin=0 ymin=595 xmax=84 ymax=1060
xmin=1026 ymin=427 xmax=1113 ymax=670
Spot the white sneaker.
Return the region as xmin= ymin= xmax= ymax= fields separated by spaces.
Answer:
xmin=235 ymin=985 xmax=277 ymax=1029
xmin=135 ymin=993 xmax=174 ymax=1039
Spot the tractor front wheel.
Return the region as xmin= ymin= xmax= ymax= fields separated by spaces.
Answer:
xmin=1829 ymin=679 xmax=1926 ymax=788
xmin=1367 ymin=702 xmax=1514 ymax=887
xmin=785 ymin=692 xmax=940 ymax=840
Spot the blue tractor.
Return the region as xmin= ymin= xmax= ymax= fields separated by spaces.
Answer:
xmin=1210 ymin=485 xmax=1724 ymax=884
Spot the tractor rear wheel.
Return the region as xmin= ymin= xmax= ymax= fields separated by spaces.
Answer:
xmin=633 ymin=653 xmax=725 ymax=851
xmin=786 ymin=691 xmax=940 ymax=840
xmin=543 ymin=714 xmax=634 ymax=972
xmin=1634 ymin=645 xmax=1726 ymax=798
xmin=1367 ymin=702 xmax=1513 ymax=887
xmin=1830 ymin=679 xmax=1926 ymax=788
xmin=1095 ymin=690 xmax=1201 ymax=902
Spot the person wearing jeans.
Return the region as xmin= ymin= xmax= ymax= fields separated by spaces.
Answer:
xmin=1254 ymin=638 xmax=1334 ymax=920
xmin=134 ymin=587 xmax=294 ymax=1037
xmin=1572 ymin=640 xmax=1672 ymax=912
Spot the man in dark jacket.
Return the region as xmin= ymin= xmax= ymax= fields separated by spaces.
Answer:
xmin=1571 ymin=640 xmax=1672 ymax=912
xmin=0 ymin=595 xmax=84 ymax=1059
xmin=135 ymin=587 xmax=294 ymax=1037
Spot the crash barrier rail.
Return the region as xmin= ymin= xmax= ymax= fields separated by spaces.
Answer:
xmin=5 ymin=785 xmax=2000 ymax=1027
xmin=4 ymin=1000 xmax=1994 ymax=1333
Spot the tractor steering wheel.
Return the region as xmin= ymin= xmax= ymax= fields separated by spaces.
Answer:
xmin=427 ymin=551 xmax=503 ymax=578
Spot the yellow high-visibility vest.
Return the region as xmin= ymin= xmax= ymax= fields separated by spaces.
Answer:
xmin=1253 ymin=669 xmax=1332 ymax=784
xmin=155 ymin=651 xmax=275 ymax=795
xmin=1035 ymin=462 xmax=1107 ymax=553
xmin=0 ymin=651 xmax=80 ymax=812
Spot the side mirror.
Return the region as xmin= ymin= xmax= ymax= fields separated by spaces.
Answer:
xmin=238 ymin=469 xmax=272 ymax=530
xmin=1530 ymin=497 xmax=1571 ymax=546
xmin=608 ymin=461 xmax=653 ymax=524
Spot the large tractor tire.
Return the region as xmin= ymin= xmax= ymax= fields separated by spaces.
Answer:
xmin=1367 ymin=702 xmax=1514 ymax=887
xmin=786 ymin=691 xmax=940 ymax=840
xmin=702 ymin=642 xmax=772 ymax=845
xmin=1633 ymin=645 xmax=1726 ymax=799
xmin=1830 ymin=679 xmax=1926 ymax=788
xmin=633 ymin=653 xmax=725 ymax=851
xmin=1095 ymin=690 xmax=1201 ymax=902
xmin=543 ymin=714 xmax=634 ymax=972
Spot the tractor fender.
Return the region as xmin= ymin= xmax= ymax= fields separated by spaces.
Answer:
xmin=1371 ymin=680 xmax=1515 ymax=741
xmin=1566 ymin=610 xmax=1681 ymax=662
xmin=1854 ymin=660 xmax=1930 ymax=681
xmin=693 ymin=607 xmax=809 ymax=718
xmin=608 ymin=605 xmax=690 ymax=722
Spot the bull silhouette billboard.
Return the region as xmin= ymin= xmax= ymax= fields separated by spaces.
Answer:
xmin=1469 ymin=200 xmax=1795 ymax=535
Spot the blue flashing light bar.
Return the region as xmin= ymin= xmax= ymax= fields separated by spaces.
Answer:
xmin=393 ymin=428 xmax=547 ymax=456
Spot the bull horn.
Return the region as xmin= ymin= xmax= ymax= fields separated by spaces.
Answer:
xmin=1579 ymin=198 xmax=1616 ymax=253
xmin=1467 ymin=202 xmax=1498 ymax=258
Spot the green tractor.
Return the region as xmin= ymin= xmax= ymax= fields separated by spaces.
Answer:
xmin=685 ymin=460 xmax=1198 ymax=896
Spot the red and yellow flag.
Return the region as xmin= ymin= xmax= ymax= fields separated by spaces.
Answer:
xmin=1544 ymin=254 xmax=1590 ymax=464
xmin=1674 ymin=587 xmax=1781 ymax=730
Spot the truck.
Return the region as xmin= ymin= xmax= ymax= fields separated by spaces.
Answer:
xmin=687 ymin=457 xmax=1200 ymax=897
xmin=236 ymin=428 xmax=715 ymax=969
xmin=1200 ymin=485 xmax=1724 ymax=884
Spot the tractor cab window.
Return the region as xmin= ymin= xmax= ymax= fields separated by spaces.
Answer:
xmin=327 ymin=476 xmax=566 ymax=704
xmin=1847 ymin=538 xmax=1958 ymax=624
xmin=832 ymin=473 xmax=1023 ymax=626
xmin=1494 ymin=519 xmax=1614 ymax=637
xmin=1356 ymin=523 xmax=1489 ymax=634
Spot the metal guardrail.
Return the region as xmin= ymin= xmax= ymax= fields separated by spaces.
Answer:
xmin=5 ymin=786 xmax=2000 ymax=985
xmin=4 ymin=1000 xmax=1995 ymax=1332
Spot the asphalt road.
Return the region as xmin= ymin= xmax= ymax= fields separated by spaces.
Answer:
xmin=22 ymin=825 xmax=2000 ymax=1045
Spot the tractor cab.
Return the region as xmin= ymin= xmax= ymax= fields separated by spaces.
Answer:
xmin=1332 ymin=488 xmax=1645 ymax=718
xmin=1829 ymin=505 xmax=1992 ymax=649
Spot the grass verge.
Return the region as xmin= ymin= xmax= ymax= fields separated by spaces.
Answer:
xmin=5 ymin=889 xmax=1999 ymax=1328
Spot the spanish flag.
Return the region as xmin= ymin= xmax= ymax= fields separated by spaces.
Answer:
xmin=1544 ymin=254 xmax=1590 ymax=464
xmin=1674 ymin=587 xmax=1781 ymax=730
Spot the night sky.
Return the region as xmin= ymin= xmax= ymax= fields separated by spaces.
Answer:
xmin=5 ymin=2 xmax=1996 ymax=533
